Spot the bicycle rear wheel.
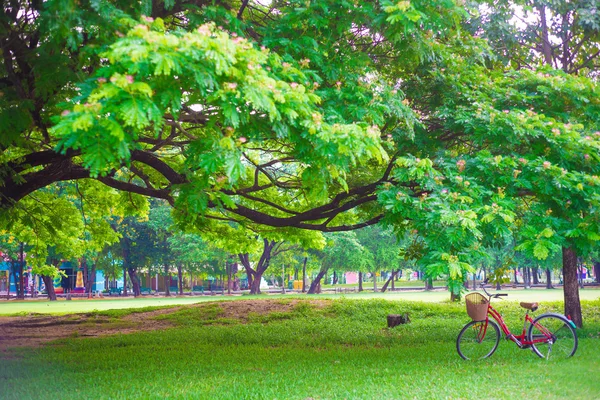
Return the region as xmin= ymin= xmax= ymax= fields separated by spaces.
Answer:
xmin=528 ymin=313 xmax=577 ymax=360
xmin=456 ymin=319 xmax=500 ymax=360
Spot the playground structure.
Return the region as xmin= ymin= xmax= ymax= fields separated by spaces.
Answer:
xmin=0 ymin=261 xmax=106 ymax=298
xmin=0 ymin=261 xmax=37 ymax=297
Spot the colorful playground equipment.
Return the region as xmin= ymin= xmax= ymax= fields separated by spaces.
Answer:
xmin=0 ymin=260 xmax=105 ymax=297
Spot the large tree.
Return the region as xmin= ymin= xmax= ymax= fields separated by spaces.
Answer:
xmin=1 ymin=0 xmax=395 ymax=234
xmin=2 ymin=1 xmax=599 ymax=318
xmin=463 ymin=0 xmax=600 ymax=326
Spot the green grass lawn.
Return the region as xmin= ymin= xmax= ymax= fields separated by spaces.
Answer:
xmin=1 ymin=297 xmax=599 ymax=399
xmin=1 ymin=288 xmax=599 ymax=315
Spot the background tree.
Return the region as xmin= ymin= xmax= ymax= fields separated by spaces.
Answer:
xmin=308 ymin=232 xmax=372 ymax=294
xmin=466 ymin=0 xmax=600 ymax=74
xmin=356 ymin=225 xmax=401 ymax=292
xmin=0 ymin=187 xmax=84 ymax=300
xmin=146 ymin=201 xmax=177 ymax=296
xmin=0 ymin=234 xmax=27 ymax=299
xmin=465 ymin=0 xmax=600 ymax=327
xmin=168 ymin=232 xmax=224 ymax=294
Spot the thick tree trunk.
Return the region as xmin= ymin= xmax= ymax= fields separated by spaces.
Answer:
xmin=239 ymin=254 xmax=258 ymax=294
xmin=164 ymin=264 xmax=171 ymax=296
xmin=524 ymin=267 xmax=531 ymax=289
xmin=82 ymin=259 xmax=89 ymax=295
xmin=392 ymin=269 xmax=399 ymax=291
xmin=82 ymin=259 xmax=88 ymax=295
xmin=128 ymin=268 xmax=141 ymax=297
xmin=239 ymin=239 xmax=276 ymax=295
xmin=11 ymin=267 xmax=19 ymax=299
xmin=121 ymin=238 xmax=131 ymax=297
xmin=332 ymin=270 xmax=338 ymax=285
xmin=249 ymin=272 xmax=262 ymax=294
xmin=358 ymin=272 xmax=363 ymax=292
xmin=538 ymin=4 xmax=555 ymax=67
xmin=532 ymin=267 xmax=539 ymax=285
xmin=18 ymin=243 xmax=25 ymax=299
xmin=122 ymin=265 xmax=128 ymax=296
xmin=31 ymin=274 xmax=37 ymax=298
xmin=513 ymin=268 xmax=518 ymax=285
xmin=562 ymin=247 xmax=583 ymax=328
xmin=426 ymin=277 xmax=434 ymax=291
xmin=247 ymin=270 xmax=254 ymax=290
xmin=90 ymin=264 xmax=96 ymax=294
xmin=83 ymin=259 xmax=96 ymax=297
xmin=595 ymin=262 xmax=600 ymax=284
xmin=227 ymin=262 xmax=232 ymax=295
xmin=308 ymin=268 xmax=327 ymax=294
xmin=281 ymin=265 xmax=285 ymax=294
xmin=302 ymin=257 xmax=307 ymax=293
xmin=546 ymin=268 xmax=554 ymax=289
xmin=239 ymin=253 xmax=259 ymax=294
xmin=177 ymin=264 xmax=183 ymax=295
xmin=42 ymin=275 xmax=57 ymax=301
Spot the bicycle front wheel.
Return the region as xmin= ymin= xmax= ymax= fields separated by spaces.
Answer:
xmin=457 ymin=319 xmax=500 ymax=360
xmin=528 ymin=313 xmax=578 ymax=360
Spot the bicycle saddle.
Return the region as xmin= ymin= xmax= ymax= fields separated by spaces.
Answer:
xmin=519 ymin=302 xmax=539 ymax=312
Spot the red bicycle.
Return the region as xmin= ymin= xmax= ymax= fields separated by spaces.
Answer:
xmin=456 ymin=285 xmax=578 ymax=360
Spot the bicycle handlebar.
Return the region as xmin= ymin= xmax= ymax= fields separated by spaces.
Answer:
xmin=480 ymin=284 xmax=508 ymax=299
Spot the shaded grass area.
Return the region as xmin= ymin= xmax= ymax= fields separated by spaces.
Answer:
xmin=1 ymin=298 xmax=599 ymax=399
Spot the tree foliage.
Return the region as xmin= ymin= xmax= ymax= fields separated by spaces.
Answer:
xmin=467 ymin=0 xmax=600 ymax=74
xmin=1 ymin=1 xmax=599 ymax=307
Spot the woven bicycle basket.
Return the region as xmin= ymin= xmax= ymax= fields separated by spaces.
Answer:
xmin=465 ymin=293 xmax=489 ymax=321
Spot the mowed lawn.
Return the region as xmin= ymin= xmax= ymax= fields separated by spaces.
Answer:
xmin=1 ymin=294 xmax=599 ymax=399
xmin=1 ymin=287 xmax=599 ymax=315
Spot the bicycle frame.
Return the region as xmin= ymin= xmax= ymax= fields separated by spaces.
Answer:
xmin=484 ymin=303 xmax=553 ymax=348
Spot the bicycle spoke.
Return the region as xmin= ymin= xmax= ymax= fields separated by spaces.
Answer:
xmin=457 ymin=320 xmax=500 ymax=360
xmin=528 ymin=315 xmax=577 ymax=360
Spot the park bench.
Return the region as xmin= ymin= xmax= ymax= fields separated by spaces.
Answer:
xmin=191 ymin=285 xmax=204 ymax=294
xmin=169 ymin=286 xmax=179 ymax=294
xmin=207 ymin=285 xmax=224 ymax=294
xmin=109 ymin=288 xmax=122 ymax=296
xmin=140 ymin=287 xmax=153 ymax=295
